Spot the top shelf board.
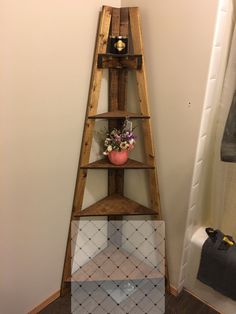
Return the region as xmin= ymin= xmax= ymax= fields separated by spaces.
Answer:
xmin=97 ymin=53 xmax=142 ymax=70
xmin=88 ymin=110 xmax=150 ymax=119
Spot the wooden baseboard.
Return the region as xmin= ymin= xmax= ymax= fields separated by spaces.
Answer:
xmin=28 ymin=290 xmax=60 ymax=314
xmin=169 ymin=284 xmax=180 ymax=297
xmin=169 ymin=285 xmax=222 ymax=313
xmin=184 ymin=288 xmax=223 ymax=314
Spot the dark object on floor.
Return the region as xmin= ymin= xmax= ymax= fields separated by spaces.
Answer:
xmin=221 ymin=90 xmax=236 ymax=162
xmin=39 ymin=290 xmax=219 ymax=314
xmin=197 ymin=227 xmax=236 ymax=300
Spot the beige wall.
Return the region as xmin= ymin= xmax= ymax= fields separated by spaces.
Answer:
xmin=0 ymin=1 xmax=218 ymax=313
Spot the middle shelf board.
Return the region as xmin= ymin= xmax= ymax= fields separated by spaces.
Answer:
xmin=80 ymin=158 xmax=155 ymax=169
xmin=88 ymin=110 xmax=150 ymax=119
xmin=73 ymin=194 xmax=157 ymax=218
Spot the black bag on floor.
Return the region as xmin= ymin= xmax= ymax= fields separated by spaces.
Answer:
xmin=197 ymin=228 xmax=236 ymax=300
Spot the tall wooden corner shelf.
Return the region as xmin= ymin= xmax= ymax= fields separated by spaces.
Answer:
xmin=61 ymin=5 xmax=169 ymax=297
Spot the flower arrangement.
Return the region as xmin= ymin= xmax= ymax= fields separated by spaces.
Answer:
xmin=103 ymin=124 xmax=136 ymax=156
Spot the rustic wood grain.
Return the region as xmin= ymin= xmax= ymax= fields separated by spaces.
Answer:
xmin=73 ymin=6 xmax=112 ymax=212
xmin=118 ymin=7 xmax=129 ymax=110
xmin=129 ymin=7 xmax=161 ymax=217
xmin=80 ymin=158 xmax=154 ymax=169
xmin=88 ymin=110 xmax=149 ymax=119
xmin=111 ymin=7 xmax=120 ymax=36
xmin=120 ymin=7 xmax=129 ymax=37
xmin=73 ymin=194 xmax=157 ymax=217
xmin=97 ymin=53 xmax=142 ymax=69
xmin=108 ymin=8 xmax=123 ymax=197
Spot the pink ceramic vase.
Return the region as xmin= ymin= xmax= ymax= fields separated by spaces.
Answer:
xmin=108 ymin=150 xmax=128 ymax=165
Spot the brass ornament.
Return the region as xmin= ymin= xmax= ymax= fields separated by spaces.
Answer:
xmin=114 ymin=39 xmax=126 ymax=52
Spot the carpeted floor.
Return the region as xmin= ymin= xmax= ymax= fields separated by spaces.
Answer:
xmin=39 ymin=290 xmax=219 ymax=314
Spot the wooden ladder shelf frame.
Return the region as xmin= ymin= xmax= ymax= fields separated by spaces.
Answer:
xmin=61 ymin=5 xmax=169 ymax=296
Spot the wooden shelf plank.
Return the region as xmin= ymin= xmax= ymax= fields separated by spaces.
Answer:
xmin=81 ymin=158 xmax=154 ymax=169
xmin=88 ymin=110 xmax=150 ymax=119
xmin=73 ymin=194 xmax=157 ymax=217
xmin=98 ymin=53 xmax=142 ymax=70
xmin=67 ymin=245 xmax=162 ymax=282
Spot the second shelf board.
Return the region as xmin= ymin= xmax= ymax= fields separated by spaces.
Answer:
xmin=73 ymin=194 xmax=157 ymax=217
xmin=80 ymin=158 xmax=154 ymax=169
xmin=88 ymin=110 xmax=150 ymax=119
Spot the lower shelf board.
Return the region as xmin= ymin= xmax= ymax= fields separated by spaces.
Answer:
xmin=73 ymin=194 xmax=157 ymax=217
xmin=67 ymin=245 xmax=162 ymax=282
